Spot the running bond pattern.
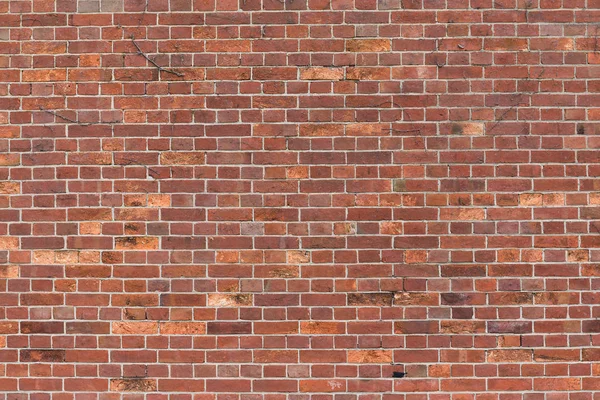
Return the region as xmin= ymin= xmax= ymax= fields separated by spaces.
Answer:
xmin=0 ymin=0 xmax=600 ymax=398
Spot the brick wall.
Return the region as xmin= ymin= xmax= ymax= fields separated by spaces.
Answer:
xmin=1 ymin=0 xmax=600 ymax=397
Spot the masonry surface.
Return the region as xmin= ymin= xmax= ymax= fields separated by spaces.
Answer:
xmin=1 ymin=0 xmax=600 ymax=397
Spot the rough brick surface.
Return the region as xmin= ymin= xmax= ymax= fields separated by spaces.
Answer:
xmin=1 ymin=0 xmax=600 ymax=397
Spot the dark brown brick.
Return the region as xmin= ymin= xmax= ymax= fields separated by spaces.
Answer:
xmin=206 ymin=322 xmax=252 ymax=335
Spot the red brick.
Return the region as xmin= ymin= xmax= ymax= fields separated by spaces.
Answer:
xmin=300 ymin=321 xmax=345 ymax=334
xmin=20 ymin=322 xmax=64 ymax=334
xmin=20 ymin=350 xmax=66 ymax=362
xmin=253 ymin=379 xmax=297 ymax=393
xmin=299 ymin=380 xmax=345 ymax=392
xmin=0 ymin=3 xmax=596 ymax=397
xmin=254 ymin=350 xmax=298 ymax=363
xmin=158 ymin=379 xmax=205 ymax=392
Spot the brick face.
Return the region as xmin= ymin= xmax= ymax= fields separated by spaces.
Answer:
xmin=0 ymin=0 xmax=599 ymax=397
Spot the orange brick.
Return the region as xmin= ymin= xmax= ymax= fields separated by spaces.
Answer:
xmin=519 ymin=193 xmax=542 ymax=206
xmin=451 ymin=122 xmax=485 ymax=135
xmin=347 ymin=350 xmax=392 ymax=363
xmin=346 ymin=67 xmax=390 ymax=80
xmin=160 ymin=152 xmax=206 ymax=165
xmin=0 ymin=154 xmax=19 ymax=166
xmin=440 ymin=208 xmax=485 ymax=220
xmin=299 ymin=380 xmax=345 ymax=392
xmin=148 ymin=194 xmax=170 ymax=207
xmin=300 ymin=67 xmax=344 ymax=80
xmin=80 ymin=222 xmax=102 ymax=235
xmin=160 ymin=322 xmax=206 ymax=335
xmin=300 ymin=322 xmax=345 ymax=335
xmin=0 ymin=126 xmax=19 ymax=138
xmin=589 ymin=53 xmax=600 ymax=64
xmin=22 ymin=42 xmax=66 ymax=54
xmin=0 ymin=238 xmax=19 ymax=250
xmin=22 ymin=69 xmax=67 ymax=82
xmin=380 ymin=222 xmax=402 ymax=235
xmin=299 ymin=124 xmax=344 ymax=136
xmin=405 ymin=250 xmax=427 ymax=263
xmin=207 ymin=293 xmax=252 ymax=307
xmin=0 ymin=266 xmax=18 ymax=278
xmin=487 ymin=349 xmax=532 ymax=363
xmin=287 ymin=166 xmax=309 ymax=179
xmin=345 ymin=123 xmax=387 ymax=136
xmin=216 ymin=251 xmax=239 ymax=263
xmin=287 ymin=250 xmax=310 ymax=264
xmin=346 ymin=39 xmax=391 ymax=52
xmin=112 ymin=322 xmax=158 ymax=335
xmin=0 ymin=182 xmax=19 ymax=194
xmin=110 ymin=379 xmax=157 ymax=392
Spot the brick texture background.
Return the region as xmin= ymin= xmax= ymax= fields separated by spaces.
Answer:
xmin=1 ymin=0 xmax=600 ymax=397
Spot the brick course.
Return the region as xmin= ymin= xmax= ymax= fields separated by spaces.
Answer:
xmin=1 ymin=0 xmax=600 ymax=397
